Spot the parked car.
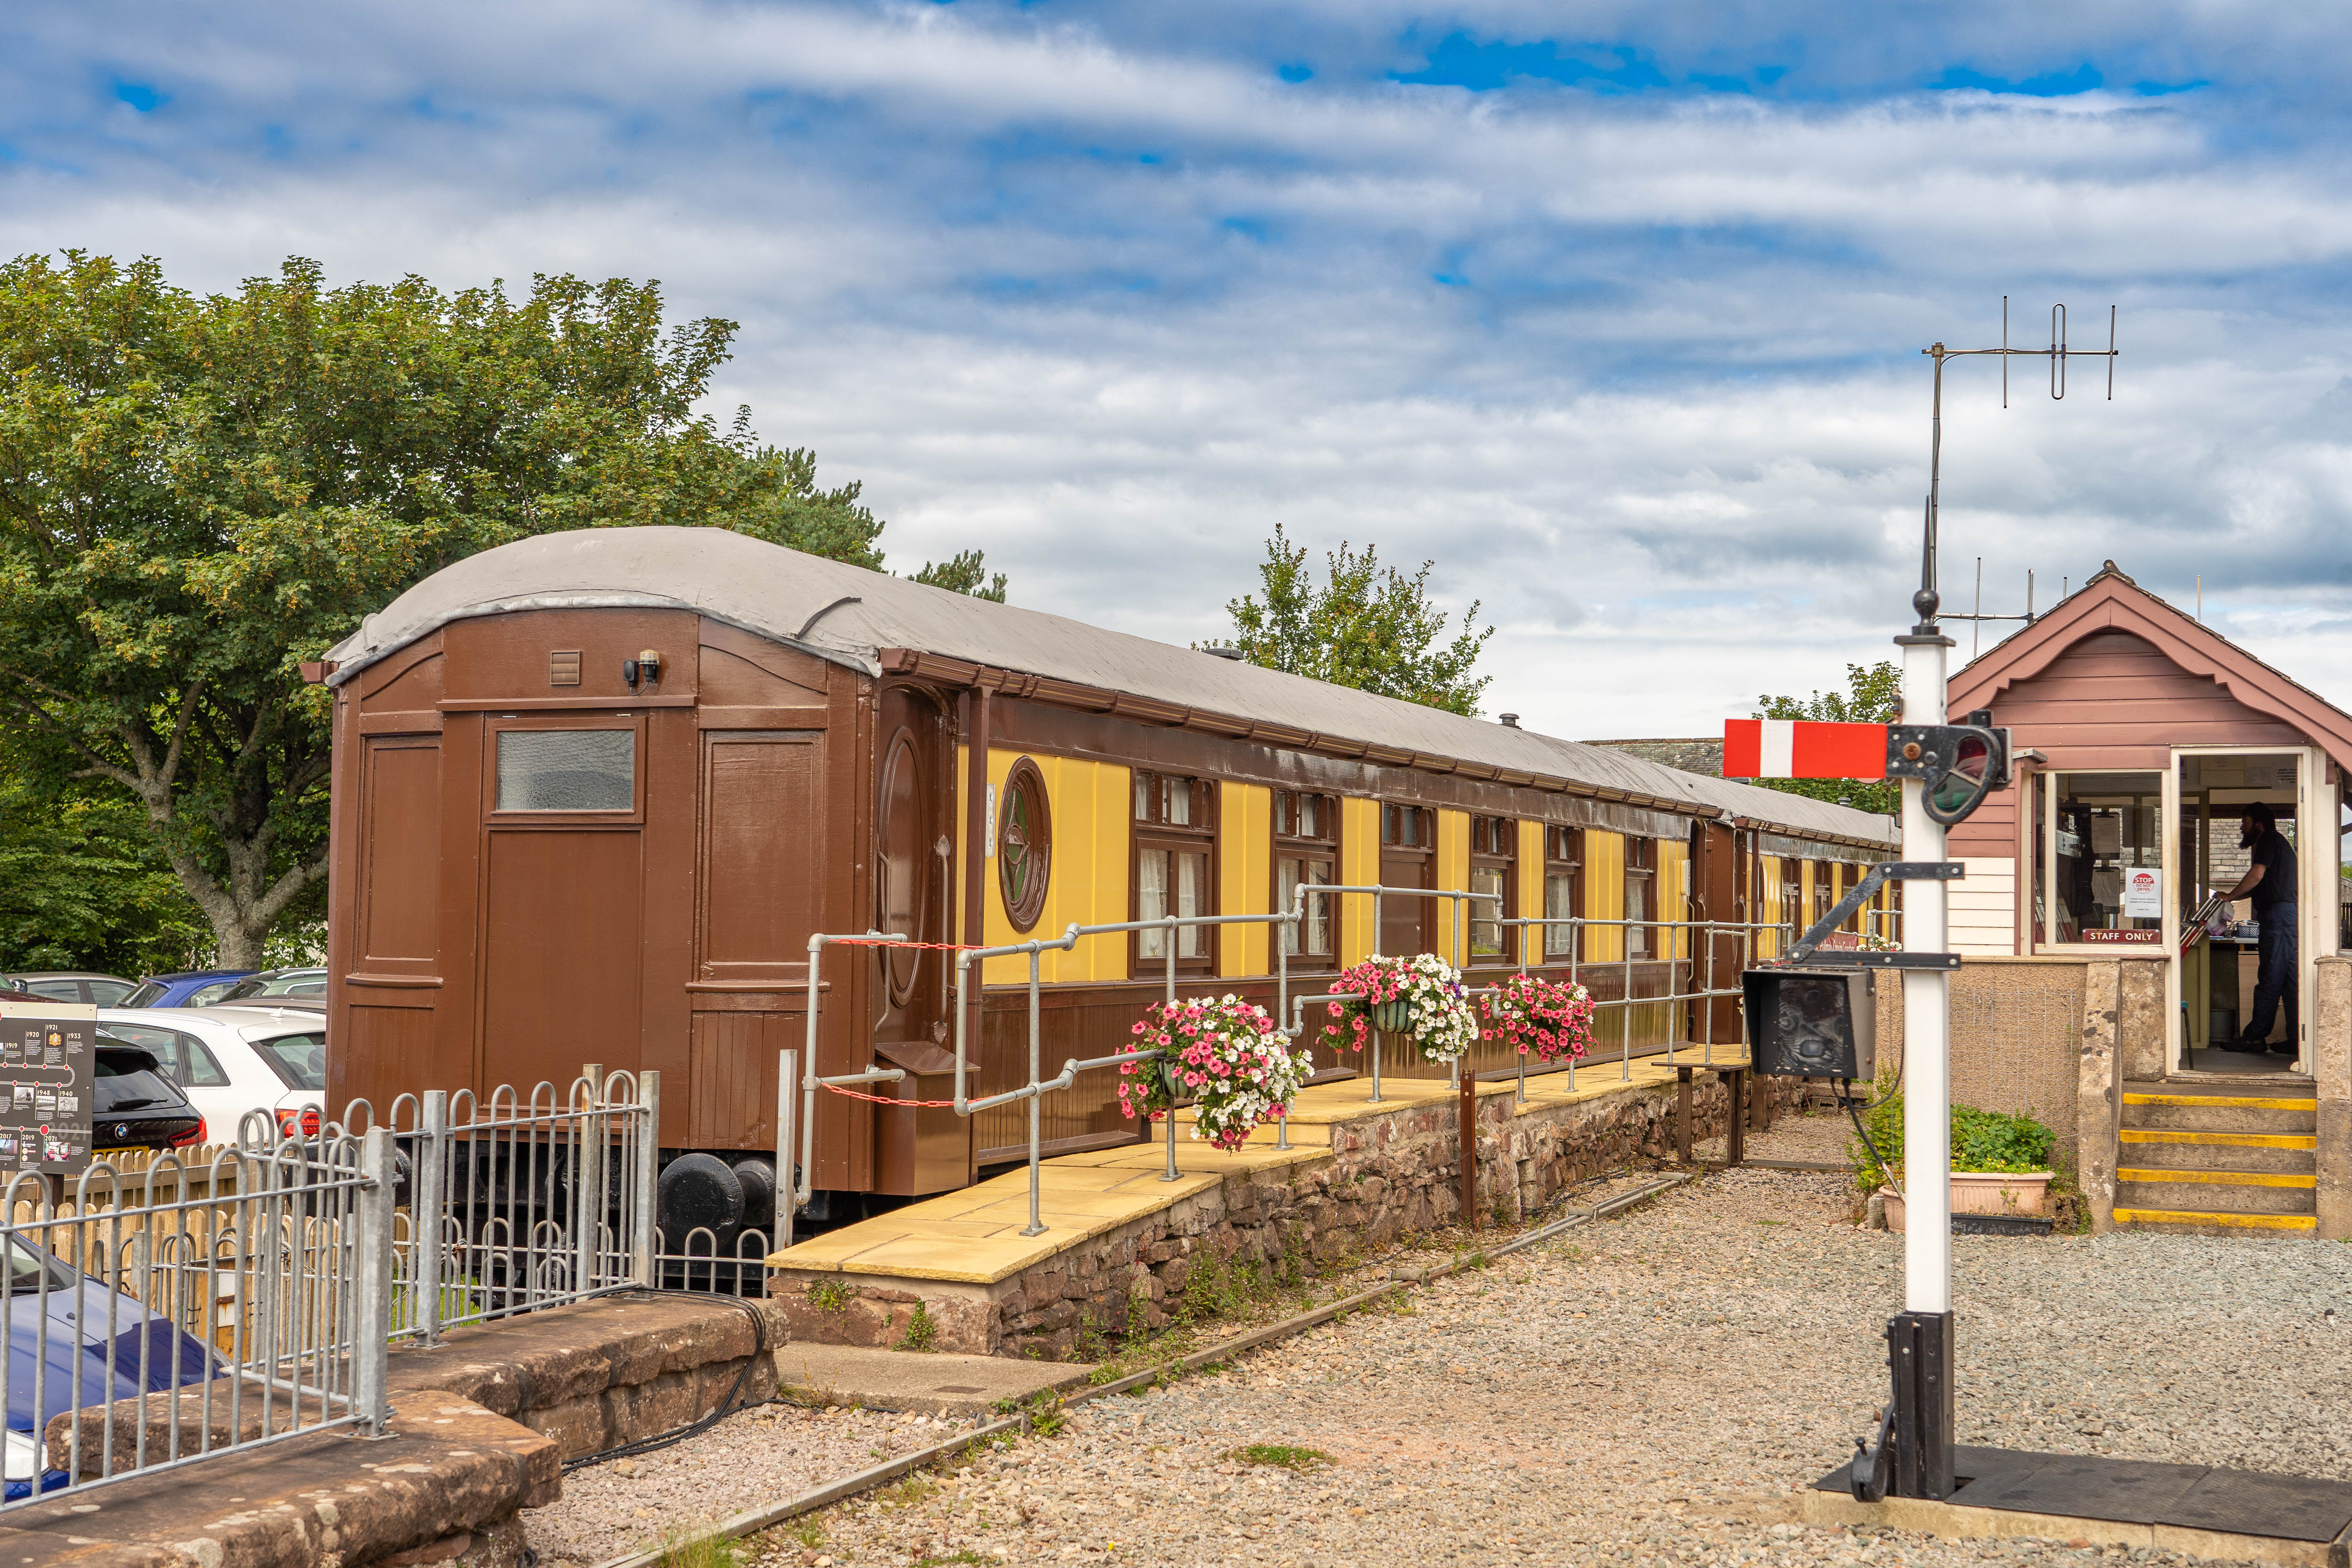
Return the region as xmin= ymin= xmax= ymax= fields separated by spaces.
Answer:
xmin=206 ymin=968 xmax=327 ymax=1004
xmin=96 ymin=1009 xmax=324 ymax=1146
xmin=115 ymin=971 xmax=255 ymax=1010
xmin=3 ymin=973 xmax=139 ymax=1007
xmin=86 ymin=1042 xmax=208 ymax=1154
xmin=0 ymin=1232 xmax=217 ymax=1498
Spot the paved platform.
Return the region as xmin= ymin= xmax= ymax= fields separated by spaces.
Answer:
xmin=770 ymin=1136 xmax=1330 ymax=1285
xmin=1175 ymin=1047 xmax=1748 ymax=1143
xmin=1806 ymin=1446 xmax=2352 ymax=1564
xmin=770 ymin=1050 xmax=1734 ymax=1285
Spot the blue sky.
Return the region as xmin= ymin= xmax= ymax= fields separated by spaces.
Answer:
xmin=8 ymin=2 xmax=2352 ymax=734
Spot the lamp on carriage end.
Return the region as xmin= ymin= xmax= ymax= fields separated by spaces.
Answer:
xmin=1744 ymin=968 xmax=1876 ymax=1082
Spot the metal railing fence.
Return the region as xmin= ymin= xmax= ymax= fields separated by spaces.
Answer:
xmin=772 ymin=876 xmax=1902 ymax=1249
xmin=0 ymin=1128 xmax=392 ymax=1511
xmin=356 ymin=1068 xmax=658 ymax=1347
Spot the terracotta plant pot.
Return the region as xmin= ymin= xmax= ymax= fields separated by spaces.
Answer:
xmin=1371 ymin=999 xmax=1413 ymax=1034
xmin=1881 ymin=1172 xmax=2053 ymax=1232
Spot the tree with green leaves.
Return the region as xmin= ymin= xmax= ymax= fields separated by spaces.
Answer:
xmin=1744 ymin=660 xmax=1901 ymax=814
xmin=1220 ymin=524 xmax=1492 ymax=715
xmin=910 ymin=548 xmax=1008 ymax=603
xmin=0 ymin=770 xmax=213 ymax=976
xmin=0 ymin=250 xmax=997 ymax=967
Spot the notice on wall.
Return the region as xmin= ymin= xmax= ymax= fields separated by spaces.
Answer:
xmin=2091 ymin=814 xmax=2123 ymax=856
xmin=0 ymin=998 xmax=96 ymax=1177
xmin=2123 ymin=867 xmax=2164 ymax=919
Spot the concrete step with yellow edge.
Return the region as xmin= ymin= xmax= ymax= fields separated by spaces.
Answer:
xmin=2111 ymin=1206 xmax=2317 ymax=1234
xmin=2116 ymin=1126 xmax=2317 ymax=1175
xmin=2119 ymin=1086 xmax=2316 ymax=1136
xmin=2115 ymin=1166 xmax=2315 ymax=1216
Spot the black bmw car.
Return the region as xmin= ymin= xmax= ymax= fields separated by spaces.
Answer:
xmin=91 ymin=1040 xmax=205 ymax=1153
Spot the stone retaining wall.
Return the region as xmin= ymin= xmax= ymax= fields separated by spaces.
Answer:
xmin=772 ymin=1070 xmax=1806 ymax=1360
xmin=15 ymin=1294 xmax=788 ymax=1565
xmin=387 ymin=1292 xmax=792 ymax=1462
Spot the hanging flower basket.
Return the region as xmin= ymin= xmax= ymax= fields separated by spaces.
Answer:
xmin=1476 ymin=972 xmax=1597 ymax=1064
xmin=1118 ymin=995 xmax=1313 ymax=1151
xmin=1320 ymin=953 xmax=1479 ymax=1066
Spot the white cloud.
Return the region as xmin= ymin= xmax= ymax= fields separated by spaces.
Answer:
xmin=7 ymin=0 xmax=2352 ymax=739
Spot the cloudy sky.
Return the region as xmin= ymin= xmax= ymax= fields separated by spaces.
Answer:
xmin=8 ymin=2 xmax=2350 ymax=737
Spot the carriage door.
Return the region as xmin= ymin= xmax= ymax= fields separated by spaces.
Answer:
xmin=871 ymin=687 xmax=965 ymax=1195
xmin=1690 ymin=819 xmax=1743 ymax=1052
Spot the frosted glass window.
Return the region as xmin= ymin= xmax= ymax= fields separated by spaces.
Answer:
xmin=497 ymin=729 xmax=634 ymax=811
xmin=1279 ymin=858 xmax=1333 ymax=956
xmin=1174 ymin=851 xmax=1207 ymax=957
xmin=1545 ymin=873 xmax=1577 ymax=956
xmin=1139 ymin=850 xmax=1171 ymax=958
xmin=1470 ymin=866 xmax=1507 ymax=957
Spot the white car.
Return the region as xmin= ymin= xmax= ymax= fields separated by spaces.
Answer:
xmin=97 ymin=1005 xmax=327 ymax=1147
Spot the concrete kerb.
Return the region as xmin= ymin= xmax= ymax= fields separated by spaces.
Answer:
xmin=1803 ymin=1485 xmax=2352 ymax=1567
xmin=591 ymin=1172 xmax=1692 ymax=1568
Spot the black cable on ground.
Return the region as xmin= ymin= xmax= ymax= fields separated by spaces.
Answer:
xmin=561 ymin=1288 xmax=771 ymax=1474
xmin=1840 ymin=1078 xmax=1900 ymax=1200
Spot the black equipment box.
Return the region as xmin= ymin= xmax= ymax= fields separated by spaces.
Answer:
xmin=0 ymin=998 xmax=97 ymax=1176
xmin=1744 ymin=968 xmax=1876 ymax=1081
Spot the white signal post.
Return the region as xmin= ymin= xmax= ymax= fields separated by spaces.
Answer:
xmin=1897 ymin=624 xmax=1953 ymax=1313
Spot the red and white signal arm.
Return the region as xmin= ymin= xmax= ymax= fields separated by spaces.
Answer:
xmin=1721 ymin=719 xmax=1887 ymax=780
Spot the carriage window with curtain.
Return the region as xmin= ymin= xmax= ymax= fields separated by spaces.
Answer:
xmin=1625 ymin=837 xmax=1655 ymax=959
xmin=1275 ymin=791 xmax=1336 ymax=959
xmin=1135 ymin=771 xmax=1215 ymax=967
xmin=1470 ymin=816 xmax=1516 ymax=962
xmin=1544 ymin=826 xmax=1582 ymax=958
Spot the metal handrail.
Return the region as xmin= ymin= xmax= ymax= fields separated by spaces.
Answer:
xmin=948 ymin=908 xmax=1302 ymax=1236
xmin=777 ymin=881 xmax=1897 ymax=1249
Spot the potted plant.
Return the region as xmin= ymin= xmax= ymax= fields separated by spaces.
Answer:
xmin=1117 ymin=995 xmax=1312 ymax=1151
xmin=1855 ymin=1082 xmax=2056 ymax=1230
xmin=1320 ymin=953 xmax=1479 ymax=1066
xmin=1476 ymin=972 xmax=1596 ymax=1064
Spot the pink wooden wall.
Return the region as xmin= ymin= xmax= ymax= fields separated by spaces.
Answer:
xmin=1947 ymin=629 xmax=2313 ymax=861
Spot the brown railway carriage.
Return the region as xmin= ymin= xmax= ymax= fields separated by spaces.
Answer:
xmin=323 ymin=526 xmax=1895 ymax=1223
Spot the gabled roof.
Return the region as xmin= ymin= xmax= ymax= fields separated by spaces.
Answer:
xmin=325 ymin=527 xmax=1896 ymax=847
xmin=1948 ymin=560 xmax=2352 ymax=775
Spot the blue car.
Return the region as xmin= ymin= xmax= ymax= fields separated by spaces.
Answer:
xmin=116 ymin=971 xmax=256 ymax=1010
xmin=0 ymin=1235 xmax=217 ymax=1498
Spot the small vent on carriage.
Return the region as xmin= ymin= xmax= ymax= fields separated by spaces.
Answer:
xmin=549 ymin=650 xmax=581 ymax=686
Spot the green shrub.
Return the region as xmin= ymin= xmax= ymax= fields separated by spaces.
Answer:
xmin=1850 ymin=1074 xmax=2054 ymax=1188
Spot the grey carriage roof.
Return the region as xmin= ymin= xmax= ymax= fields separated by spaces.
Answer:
xmin=326 ymin=526 xmax=1896 ymax=847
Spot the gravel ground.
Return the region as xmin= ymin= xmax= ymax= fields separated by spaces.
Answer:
xmin=732 ymin=1115 xmax=2352 ymax=1568
xmin=524 ymin=1112 xmax=2352 ymax=1566
xmin=531 ymin=1404 xmax=993 ymax=1566
xmin=1695 ymin=1102 xmax=1859 ymax=1167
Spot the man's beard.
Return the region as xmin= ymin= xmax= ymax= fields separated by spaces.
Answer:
xmin=2240 ymin=824 xmax=2258 ymax=849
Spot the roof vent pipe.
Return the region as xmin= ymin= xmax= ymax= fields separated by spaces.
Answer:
xmin=1498 ymin=713 xmax=1521 ymax=728
xmin=1202 ymin=645 xmax=1245 ymax=661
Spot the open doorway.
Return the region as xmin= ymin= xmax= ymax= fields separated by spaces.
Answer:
xmin=2176 ymin=751 xmax=2303 ymax=1075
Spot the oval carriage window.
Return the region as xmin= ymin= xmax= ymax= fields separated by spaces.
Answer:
xmin=997 ymin=758 xmax=1052 ymax=932
xmin=496 ymin=730 xmax=634 ymax=811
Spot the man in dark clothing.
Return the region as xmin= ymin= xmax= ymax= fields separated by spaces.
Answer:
xmin=2224 ymin=802 xmax=2298 ymax=1055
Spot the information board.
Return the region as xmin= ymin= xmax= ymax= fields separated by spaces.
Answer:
xmin=0 ymin=998 xmax=96 ymax=1176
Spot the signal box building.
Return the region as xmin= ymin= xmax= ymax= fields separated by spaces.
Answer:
xmin=1945 ymin=562 xmax=2352 ymax=1076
